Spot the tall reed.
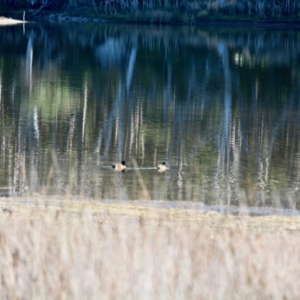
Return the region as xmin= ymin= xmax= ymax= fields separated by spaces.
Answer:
xmin=0 ymin=198 xmax=300 ymax=299
xmin=1 ymin=0 xmax=300 ymax=18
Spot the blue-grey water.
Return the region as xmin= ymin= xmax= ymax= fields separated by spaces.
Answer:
xmin=1 ymin=22 xmax=300 ymax=210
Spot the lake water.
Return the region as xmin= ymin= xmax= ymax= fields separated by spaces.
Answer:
xmin=1 ymin=22 xmax=300 ymax=211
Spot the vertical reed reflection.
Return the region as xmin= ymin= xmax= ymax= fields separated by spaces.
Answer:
xmin=0 ymin=24 xmax=300 ymax=209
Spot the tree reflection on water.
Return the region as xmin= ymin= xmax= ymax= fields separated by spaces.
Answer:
xmin=0 ymin=23 xmax=300 ymax=209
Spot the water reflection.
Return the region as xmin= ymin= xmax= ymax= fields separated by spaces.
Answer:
xmin=0 ymin=23 xmax=300 ymax=209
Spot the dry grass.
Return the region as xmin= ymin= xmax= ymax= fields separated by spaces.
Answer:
xmin=0 ymin=197 xmax=300 ymax=299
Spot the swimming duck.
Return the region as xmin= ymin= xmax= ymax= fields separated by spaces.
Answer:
xmin=157 ymin=162 xmax=167 ymax=172
xmin=112 ymin=160 xmax=127 ymax=171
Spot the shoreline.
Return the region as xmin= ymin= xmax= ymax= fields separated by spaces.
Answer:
xmin=2 ymin=9 xmax=300 ymax=28
xmin=0 ymin=16 xmax=27 ymax=25
xmin=1 ymin=196 xmax=300 ymax=232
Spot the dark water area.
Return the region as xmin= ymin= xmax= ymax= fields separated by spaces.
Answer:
xmin=1 ymin=22 xmax=300 ymax=210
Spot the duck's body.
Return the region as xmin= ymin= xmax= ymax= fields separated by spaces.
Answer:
xmin=157 ymin=162 xmax=167 ymax=172
xmin=112 ymin=160 xmax=127 ymax=171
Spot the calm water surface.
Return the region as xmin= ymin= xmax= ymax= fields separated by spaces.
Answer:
xmin=1 ymin=23 xmax=300 ymax=210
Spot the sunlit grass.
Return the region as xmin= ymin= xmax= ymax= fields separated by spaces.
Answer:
xmin=0 ymin=197 xmax=300 ymax=299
